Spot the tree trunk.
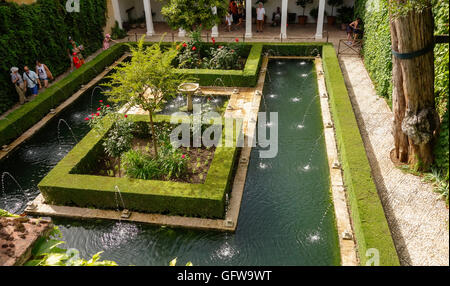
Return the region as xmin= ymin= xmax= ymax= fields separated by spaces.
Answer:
xmin=389 ymin=1 xmax=439 ymax=171
xmin=148 ymin=110 xmax=159 ymax=159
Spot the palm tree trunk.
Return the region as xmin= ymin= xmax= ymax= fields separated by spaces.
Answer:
xmin=389 ymin=1 xmax=439 ymax=171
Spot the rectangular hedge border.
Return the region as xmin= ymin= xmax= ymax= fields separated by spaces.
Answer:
xmin=38 ymin=114 xmax=242 ymax=218
xmin=0 ymin=44 xmax=128 ymax=147
xmin=321 ymin=44 xmax=400 ymax=266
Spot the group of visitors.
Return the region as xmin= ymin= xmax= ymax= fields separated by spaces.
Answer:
xmin=10 ymin=36 xmax=85 ymax=105
xmin=10 ymin=61 xmax=52 ymax=104
xmin=226 ymin=0 xmax=244 ymax=32
xmin=226 ymin=1 xmax=266 ymax=33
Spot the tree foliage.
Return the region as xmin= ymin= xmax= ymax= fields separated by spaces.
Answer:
xmin=103 ymin=37 xmax=189 ymax=157
xmin=161 ymin=0 xmax=227 ymax=32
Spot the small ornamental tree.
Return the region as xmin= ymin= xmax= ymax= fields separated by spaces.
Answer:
xmin=103 ymin=37 xmax=188 ymax=159
xmin=161 ymin=0 xmax=227 ymax=33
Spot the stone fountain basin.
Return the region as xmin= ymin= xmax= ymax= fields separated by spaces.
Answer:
xmin=178 ymin=83 xmax=199 ymax=93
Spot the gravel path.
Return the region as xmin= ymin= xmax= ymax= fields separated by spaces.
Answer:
xmin=339 ymin=55 xmax=449 ymax=266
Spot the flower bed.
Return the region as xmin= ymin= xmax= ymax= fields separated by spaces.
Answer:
xmin=38 ymin=114 xmax=243 ymax=218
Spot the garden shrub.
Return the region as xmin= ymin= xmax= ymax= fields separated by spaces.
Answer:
xmin=0 ymin=0 xmax=107 ymax=114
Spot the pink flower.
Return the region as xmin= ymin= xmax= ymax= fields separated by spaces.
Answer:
xmin=85 ymin=117 xmax=90 ymax=121
xmin=97 ymin=107 xmax=101 ymax=111
xmin=96 ymin=113 xmax=100 ymax=116
xmin=231 ymin=49 xmax=235 ymax=53
xmin=219 ymin=46 xmax=223 ymax=49
xmin=182 ymin=154 xmax=186 ymax=159
xmin=192 ymin=46 xmax=197 ymax=51
xmin=99 ymin=100 xmax=103 ymax=103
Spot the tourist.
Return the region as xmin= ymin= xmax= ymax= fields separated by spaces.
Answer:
xmin=35 ymin=60 xmax=53 ymax=89
xmin=10 ymin=67 xmax=26 ymax=105
xmin=272 ymin=7 xmax=281 ymax=27
xmin=23 ymin=66 xmax=41 ymax=97
xmin=256 ymin=2 xmax=265 ymax=33
xmin=230 ymin=0 xmax=239 ymax=26
xmin=346 ymin=18 xmax=363 ymax=45
xmin=236 ymin=4 xmax=244 ymax=29
xmin=72 ymin=53 xmax=83 ymax=69
xmin=225 ymin=10 xmax=233 ymax=32
xmin=67 ymin=36 xmax=85 ymax=71
xmin=103 ymin=34 xmax=117 ymax=50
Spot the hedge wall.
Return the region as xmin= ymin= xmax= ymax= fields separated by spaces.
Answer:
xmin=0 ymin=0 xmax=107 ymax=114
xmin=0 ymin=44 xmax=127 ymax=147
xmin=355 ymin=0 xmax=449 ymax=180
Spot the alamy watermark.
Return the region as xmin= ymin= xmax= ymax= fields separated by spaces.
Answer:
xmin=168 ymin=104 xmax=278 ymax=159
xmin=66 ymin=0 xmax=80 ymax=13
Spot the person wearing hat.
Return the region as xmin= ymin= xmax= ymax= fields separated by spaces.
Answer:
xmin=103 ymin=34 xmax=117 ymax=50
xmin=67 ymin=36 xmax=85 ymax=71
xmin=10 ymin=67 xmax=26 ymax=105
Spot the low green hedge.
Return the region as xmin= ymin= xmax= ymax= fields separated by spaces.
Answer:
xmin=38 ymin=114 xmax=242 ymax=218
xmin=322 ymin=44 xmax=400 ymax=266
xmin=262 ymin=43 xmax=323 ymax=57
xmin=0 ymin=44 xmax=127 ymax=147
xmin=176 ymin=43 xmax=263 ymax=87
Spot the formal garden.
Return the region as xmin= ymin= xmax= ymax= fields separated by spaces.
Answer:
xmin=0 ymin=0 xmax=448 ymax=268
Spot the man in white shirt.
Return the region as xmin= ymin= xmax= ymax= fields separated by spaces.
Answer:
xmin=256 ymin=2 xmax=266 ymax=33
xmin=23 ymin=66 xmax=41 ymax=96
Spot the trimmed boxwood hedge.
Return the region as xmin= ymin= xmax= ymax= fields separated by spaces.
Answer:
xmin=322 ymin=44 xmax=400 ymax=266
xmin=38 ymin=114 xmax=242 ymax=218
xmin=0 ymin=44 xmax=127 ymax=147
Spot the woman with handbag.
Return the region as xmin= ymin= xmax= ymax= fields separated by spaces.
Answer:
xmin=10 ymin=67 xmax=27 ymax=105
xmin=35 ymin=60 xmax=53 ymax=88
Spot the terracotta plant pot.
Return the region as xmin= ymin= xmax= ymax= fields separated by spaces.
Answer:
xmin=298 ymin=15 xmax=307 ymax=25
xmin=327 ymin=16 xmax=336 ymax=25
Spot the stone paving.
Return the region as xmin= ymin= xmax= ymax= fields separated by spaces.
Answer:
xmin=339 ymin=55 xmax=449 ymax=266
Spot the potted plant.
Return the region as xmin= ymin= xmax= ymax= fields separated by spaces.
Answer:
xmin=326 ymin=0 xmax=343 ymax=25
xmin=296 ymin=0 xmax=313 ymax=25
xmin=309 ymin=7 xmax=327 ymax=21
xmin=337 ymin=6 xmax=354 ymax=30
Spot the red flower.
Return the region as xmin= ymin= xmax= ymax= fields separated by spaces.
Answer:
xmin=91 ymin=113 xmax=95 ymax=116
xmin=182 ymin=42 xmax=187 ymax=48
xmin=231 ymin=49 xmax=235 ymax=53
xmin=124 ymin=114 xmax=128 ymax=118
xmin=219 ymin=46 xmax=223 ymax=49
xmin=97 ymin=107 xmax=101 ymax=111
xmin=106 ymin=105 xmax=110 ymax=108
xmin=192 ymin=46 xmax=197 ymax=51
xmin=99 ymin=100 xmax=103 ymax=103
xmin=212 ymin=37 xmax=216 ymax=44
xmin=85 ymin=117 xmax=90 ymax=121
xmin=182 ymin=154 xmax=186 ymax=159
xmin=96 ymin=113 xmax=100 ymax=116
xmin=235 ymin=38 xmax=239 ymax=42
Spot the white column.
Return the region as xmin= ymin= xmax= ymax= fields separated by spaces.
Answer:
xmin=211 ymin=6 xmax=219 ymax=38
xmin=143 ymin=0 xmax=155 ymax=36
xmin=111 ymin=0 xmax=123 ymax=29
xmin=178 ymin=28 xmax=186 ymax=37
xmin=280 ymin=0 xmax=288 ymax=39
xmin=245 ymin=0 xmax=252 ymax=38
xmin=315 ymin=0 xmax=326 ymax=39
